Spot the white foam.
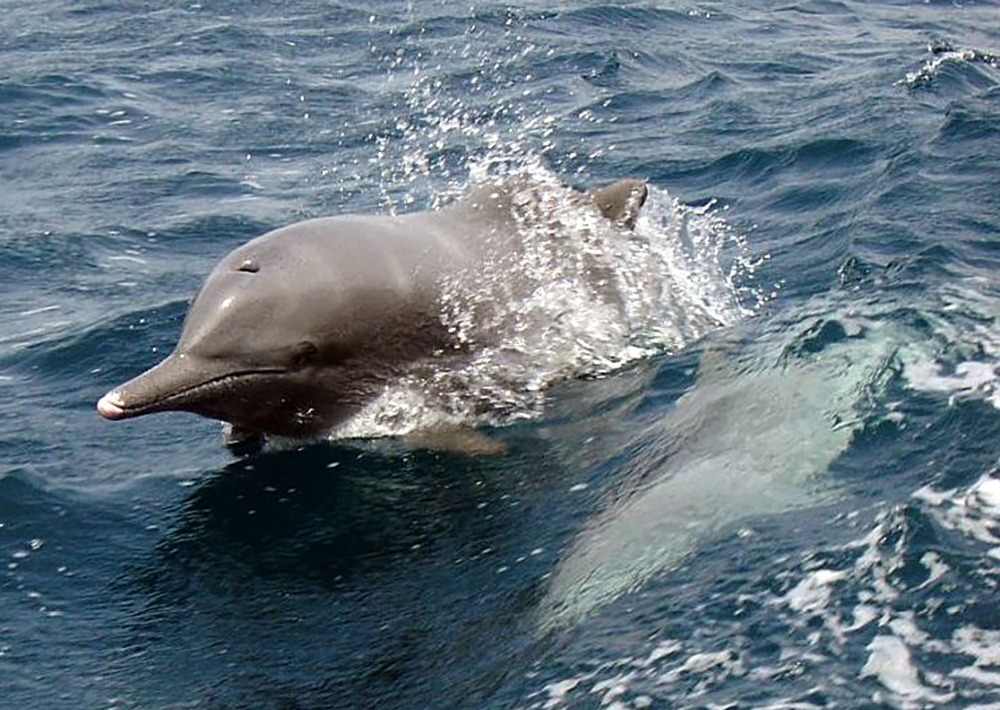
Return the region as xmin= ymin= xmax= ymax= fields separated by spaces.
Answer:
xmin=861 ymin=635 xmax=954 ymax=706
xmin=898 ymin=274 xmax=1000 ymax=410
xmin=916 ymin=552 xmax=950 ymax=589
xmin=783 ymin=569 xmax=849 ymax=614
xmin=914 ymin=472 xmax=1000 ymax=551
xmin=540 ymin=678 xmax=583 ymax=709
xmin=904 ymin=359 xmax=999 ymax=408
xmin=665 ymin=650 xmax=737 ymax=679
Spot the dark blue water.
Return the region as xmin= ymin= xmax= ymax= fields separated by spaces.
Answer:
xmin=2 ymin=2 xmax=999 ymax=708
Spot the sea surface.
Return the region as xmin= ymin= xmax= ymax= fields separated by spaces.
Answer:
xmin=1 ymin=1 xmax=999 ymax=708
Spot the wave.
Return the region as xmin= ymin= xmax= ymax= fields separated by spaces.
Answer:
xmin=900 ymin=40 xmax=999 ymax=89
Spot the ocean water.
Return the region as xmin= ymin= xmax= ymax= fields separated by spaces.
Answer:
xmin=1 ymin=1 xmax=999 ymax=708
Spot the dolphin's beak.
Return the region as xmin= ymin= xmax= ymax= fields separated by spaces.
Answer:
xmin=96 ymin=389 xmax=129 ymax=419
xmin=97 ymin=353 xmax=202 ymax=420
xmin=96 ymin=352 xmax=266 ymax=421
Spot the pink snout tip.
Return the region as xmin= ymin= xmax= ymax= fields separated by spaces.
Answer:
xmin=97 ymin=391 xmax=126 ymax=420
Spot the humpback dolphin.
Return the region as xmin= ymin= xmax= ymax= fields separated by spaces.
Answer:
xmin=97 ymin=178 xmax=648 ymax=452
xmin=538 ymin=300 xmax=928 ymax=629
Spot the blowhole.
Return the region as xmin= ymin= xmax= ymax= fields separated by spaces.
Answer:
xmin=237 ymin=259 xmax=259 ymax=273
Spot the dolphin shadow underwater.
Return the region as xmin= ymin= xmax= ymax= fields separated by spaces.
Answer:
xmin=97 ymin=177 xmax=649 ymax=454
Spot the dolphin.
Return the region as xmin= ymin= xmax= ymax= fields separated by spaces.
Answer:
xmin=96 ymin=178 xmax=648 ymax=452
xmin=537 ymin=298 xmax=929 ymax=629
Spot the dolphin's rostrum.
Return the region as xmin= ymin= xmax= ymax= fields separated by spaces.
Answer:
xmin=97 ymin=178 xmax=648 ymax=452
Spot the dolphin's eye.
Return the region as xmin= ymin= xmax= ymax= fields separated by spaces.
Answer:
xmin=292 ymin=341 xmax=319 ymax=368
xmin=237 ymin=258 xmax=259 ymax=273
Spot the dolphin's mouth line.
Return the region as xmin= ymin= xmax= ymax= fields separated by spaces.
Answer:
xmin=105 ymin=367 xmax=290 ymax=418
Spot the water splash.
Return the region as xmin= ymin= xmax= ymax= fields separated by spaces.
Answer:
xmin=330 ymin=9 xmax=763 ymax=438
xmin=335 ymin=167 xmax=754 ymax=439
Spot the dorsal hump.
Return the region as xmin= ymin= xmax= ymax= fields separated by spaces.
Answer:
xmin=588 ymin=179 xmax=648 ymax=229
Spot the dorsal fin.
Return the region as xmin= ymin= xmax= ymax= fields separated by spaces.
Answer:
xmin=589 ymin=179 xmax=648 ymax=229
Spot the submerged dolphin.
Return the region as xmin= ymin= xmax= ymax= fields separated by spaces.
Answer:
xmin=538 ymin=301 xmax=925 ymax=629
xmin=97 ymin=178 xmax=648 ymax=452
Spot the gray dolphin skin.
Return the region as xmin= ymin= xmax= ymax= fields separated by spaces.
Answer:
xmin=97 ymin=178 xmax=648 ymax=452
